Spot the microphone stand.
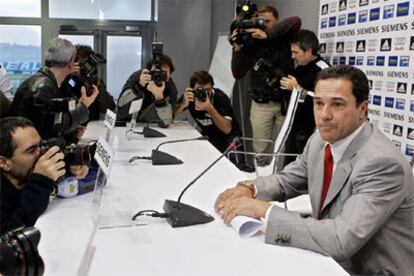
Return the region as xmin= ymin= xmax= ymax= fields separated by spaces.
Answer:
xmin=163 ymin=138 xmax=240 ymax=227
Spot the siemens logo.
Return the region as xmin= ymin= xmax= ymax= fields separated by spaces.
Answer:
xmin=385 ymin=97 xmax=394 ymax=108
xmin=383 ymin=4 xmax=394 ymax=19
xmin=373 ymin=95 xmax=382 ymax=106
xmin=396 ymin=2 xmax=409 ymax=17
xmin=388 ymin=56 xmax=398 ymax=66
xmin=370 ymin=7 xmax=380 ymax=20
xmin=347 ymin=12 xmax=356 ymax=24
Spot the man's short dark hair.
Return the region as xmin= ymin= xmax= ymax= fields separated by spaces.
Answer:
xmin=258 ymin=6 xmax=279 ymax=20
xmin=189 ymin=71 xmax=214 ymax=88
xmin=315 ymin=65 xmax=369 ymax=106
xmin=0 ymin=117 xmax=34 ymax=158
xmin=146 ymin=55 xmax=175 ymax=73
xmin=291 ymin=29 xmax=320 ymax=55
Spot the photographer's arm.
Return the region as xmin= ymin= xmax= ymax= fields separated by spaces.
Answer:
xmin=152 ymin=79 xmax=178 ymax=127
xmin=196 ymin=96 xmax=232 ymax=135
xmin=266 ymin=16 xmax=302 ymax=40
xmin=116 ymin=71 xmax=145 ymax=120
xmin=231 ymin=47 xmax=253 ymax=80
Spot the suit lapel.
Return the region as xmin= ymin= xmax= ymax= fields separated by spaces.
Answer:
xmin=320 ymin=123 xmax=373 ymax=214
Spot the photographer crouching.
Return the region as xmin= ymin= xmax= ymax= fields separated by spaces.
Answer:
xmin=8 ymin=38 xmax=100 ymax=185
xmin=0 ymin=117 xmax=65 ymax=235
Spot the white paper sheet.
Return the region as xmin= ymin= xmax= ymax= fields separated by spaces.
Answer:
xmin=230 ymin=215 xmax=264 ymax=238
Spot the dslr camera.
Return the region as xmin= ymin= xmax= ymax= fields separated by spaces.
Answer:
xmin=0 ymin=227 xmax=44 ymax=276
xmin=67 ymin=46 xmax=106 ymax=97
xmin=193 ymin=87 xmax=207 ymax=102
xmin=41 ymin=137 xmax=96 ymax=167
xmin=150 ymin=42 xmax=167 ymax=87
xmin=231 ymin=0 xmax=265 ymax=46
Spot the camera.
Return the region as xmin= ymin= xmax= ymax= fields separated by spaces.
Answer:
xmin=66 ymin=47 xmax=106 ymax=97
xmin=0 ymin=227 xmax=44 ymax=276
xmin=150 ymin=42 xmax=166 ymax=87
xmin=232 ymin=1 xmax=265 ymax=46
xmin=193 ymin=87 xmax=207 ymax=102
xmin=41 ymin=137 xmax=96 ymax=167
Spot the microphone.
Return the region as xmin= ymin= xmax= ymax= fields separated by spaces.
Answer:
xmin=163 ymin=136 xmax=241 ymax=227
xmin=129 ymin=135 xmax=209 ymax=165
xmin=127 ymin=120 xmax=167 ymax=138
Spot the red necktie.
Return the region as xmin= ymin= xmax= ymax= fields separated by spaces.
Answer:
xmin=319 ymin=144 xmax=333 ymax=218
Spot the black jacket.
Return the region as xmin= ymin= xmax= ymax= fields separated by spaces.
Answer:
xmin=9 ymin=67 xmax=89 ymax=138
xmin=231 ymin=16 xmax=301 ymax=104
xmin=0 ymin=173 xmax=55 ymax=235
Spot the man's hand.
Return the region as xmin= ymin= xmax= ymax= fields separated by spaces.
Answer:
xmin=230 ymin=29 xmax=242 ymax=52
xmin=147 ymin=81 xmax=165 ymax=101
xmin=181 ymin=88 xmax=195 ymax=109
xmin=79 ymin=85 xmax=99 ymax=108
xmin=214 ymin=185 xmax=254 ymax=214
xmin=69 ymin=165 xmax=89 ymax=179
xmin=70 ymin=62 xmax=80 ymax=74
xmin=73 ymin=126 xmax=86 ymax=141
xmin=220 ymin=197 xmax=271 ymax=224
xmin=280 ymin=75 xmax=298 ymax=91
xmin=139 ymin=69 xmax=151 ymax=87
xmin=194 ymin=94 xmax=213 ymax=112
xmin=246 ymin=28 xmax=268 ymax=39
xmin=33 ymin=146 xmax=65 ymax=182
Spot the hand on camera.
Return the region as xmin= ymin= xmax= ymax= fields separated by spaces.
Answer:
xmin=139 ymin=69 xmax=151 ymax=87
xmin=70 ymin=62 xmax=80 ymax=74
xmin=181 ymin=88 xmax=195 ymax=108
xmin=230 ymin=30 xmax=242 ymax=52
xmin=79 ymin=85 xmax=99 ymax=108
xmin=147 ymin=81 xmax=165 ymax=101
xmin=33 ymin=146 xmax=66 ymax=182
xmin=69 ymin=165 xmax=89 ymax=179
xmin=246 ymin=28 xmax=268 ymax=39
xmin=280 ymin=75 xmax=298 ymax=91
xmin=194 ymin=93 xmax=212 ymax=112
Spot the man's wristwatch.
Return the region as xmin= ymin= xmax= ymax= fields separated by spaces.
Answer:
xmin=237 ymin=181 xmax=256 ymax=197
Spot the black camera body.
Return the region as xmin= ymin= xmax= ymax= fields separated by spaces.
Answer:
xmin=150 ymin=42 xmax=166 ymax=87
xmin=77 ymin=52 xmax=106 ymax=96
xmin=232 ymin=1 xmax=265 ymax=46
xmin=41 ymin=137 xmax=95 ymax=167
xmin=193 ymin=87 xmax=207 ymax=102
xmin=0 ymin=227 xmax=44 ymax=276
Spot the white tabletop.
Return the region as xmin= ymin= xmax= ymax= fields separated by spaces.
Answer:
xmin=36 ymin=121 xmax=348 ymax=276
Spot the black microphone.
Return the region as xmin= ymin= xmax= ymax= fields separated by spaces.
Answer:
xmin=163 ymin=136 xmax=241 ymax=227
xmin=129 ymin=135 xmax=209 ymax=165
xmin=127 ymin=120 xmax=167 ymax=138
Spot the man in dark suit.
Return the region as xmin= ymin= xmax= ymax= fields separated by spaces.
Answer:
xmin=215 ymin=65 xmax=414 ymax=275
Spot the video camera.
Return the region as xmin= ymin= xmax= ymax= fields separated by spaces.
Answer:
xmin=232 ymin=1 xmax=265 ymax=46
xmin=193 ymin=87 xmax=207 ymax=102
xmin=41 ymin=137 xmax=96 ymax=167
xmin=0 ymin=227 xmax=44 ymax=276
xmin=150 ymin=42 xmax=167 ymax=87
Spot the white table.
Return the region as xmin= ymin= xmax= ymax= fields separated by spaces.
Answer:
xmin=36 ymin=121 xmax=348 ymax=276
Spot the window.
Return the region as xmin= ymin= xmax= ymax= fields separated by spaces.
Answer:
xmin=0 ymin=25 xmax=41 ymax=94
xmin=49 ymin=0 xmax=152 ymax=21
xmin=0 ymin=0 xmax=41 ymax=18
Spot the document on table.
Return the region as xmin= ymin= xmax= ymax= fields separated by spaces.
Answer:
xmin=230 ymin=215 xmax=264 ymax=238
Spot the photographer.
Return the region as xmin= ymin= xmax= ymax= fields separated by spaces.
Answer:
xmin=0 ymin=117 xmax=65 ymax=235
xmin=8 ymin=38 xmax=99 ymax=139
xmin=117 ymin=54 xmax=177 ymax=127
xmin=280 ymin=30 xmax=330 ymax=163
xmin=61 ymin=44 xmax=115 ymax=122
xmin=230 ymin=4 xmax=301 ymax=166
xmin=175 ymin=71 xmax=243 ymax=165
